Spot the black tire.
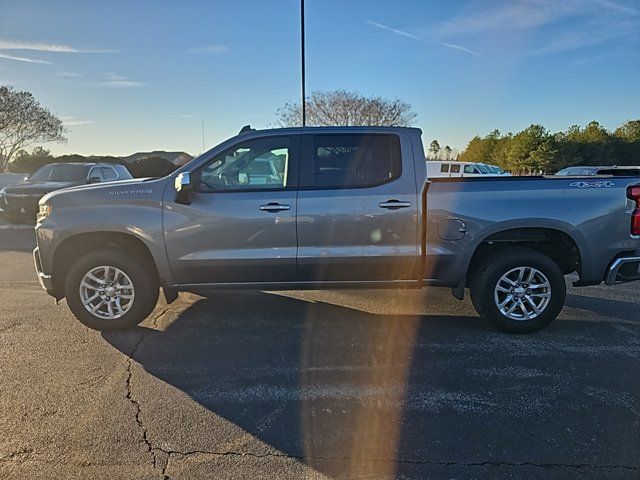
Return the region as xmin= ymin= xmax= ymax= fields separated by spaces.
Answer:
xmin=470 ymin=247 xmax=566 ymax=333
xmin=65 ymin=249 xmax=159 ymax=331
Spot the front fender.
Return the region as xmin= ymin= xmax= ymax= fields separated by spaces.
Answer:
xmin=36 ymin=178 xmax=175 ymax=287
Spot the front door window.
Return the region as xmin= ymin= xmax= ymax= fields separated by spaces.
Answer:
xmin=196 ymin=137 xmax=290 ymax=192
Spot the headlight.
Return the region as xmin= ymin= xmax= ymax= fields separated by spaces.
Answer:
xmin=37 ymin=204 xmax=53 ymax=222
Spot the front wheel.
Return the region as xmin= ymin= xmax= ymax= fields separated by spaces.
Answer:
xmin=65 ymin=249 xmax=159 ymax=331
xmin=470 ymin=248 xmax=566 ymax=333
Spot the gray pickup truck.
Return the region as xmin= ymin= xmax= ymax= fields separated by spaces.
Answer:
xmin=33 ymin=126 xmax=640 ymax=333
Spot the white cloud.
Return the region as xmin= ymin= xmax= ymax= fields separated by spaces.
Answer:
xmin=58 ymin=71 xmax=82 ymax=77
xmin=61 ymin=116 xmax=94 ymax=126
xmin=432 ymin=0 xmax=638 ymax=37
xmin=532 ymin=17 xmax=638 ymax=54
xmin=186 ymin=45 xmax=230 ymax=54
xmin=366 ymin=20 xmax=423 ymax=41
xmin=96 ymin=80 xmax=146 ymax=88
xmin=95 ymin=73 xmax=146 ymax=88
xmin=595 ymin=0 xmax=640 ymax=15
xmin=426 ymin=0 xmax=639 ymax=57
xmin=437 ymin=42 xmax=483 ymax=57
xmin=367 ymin=20 xmax=482 ymax=57
xmin=0 ymin=52 xmax=52 ymax=64
xmin=0 ymin=38 xmax=117 ymax=53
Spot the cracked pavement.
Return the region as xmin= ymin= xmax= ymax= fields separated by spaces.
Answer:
xmin=1 ymin=227 xmax=639 ymax=479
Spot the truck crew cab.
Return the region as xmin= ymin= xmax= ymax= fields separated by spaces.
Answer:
xmin=33 ymin=127 xmax=640 ymax=333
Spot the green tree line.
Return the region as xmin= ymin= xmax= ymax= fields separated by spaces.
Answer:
xmin=456 ymin=120 xmax=640 ymax=174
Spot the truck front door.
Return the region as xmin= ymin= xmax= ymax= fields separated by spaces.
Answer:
xmin=163 ymin=135 xmax=300 ymax=284
xmin=296 ymin=132 xmax=420 ymax=282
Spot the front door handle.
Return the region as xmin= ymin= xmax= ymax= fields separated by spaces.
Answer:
xmin=379 ymin=200 xmax=411 ymax=210
xmin=259 ymin=203 xmax=291 ymax=212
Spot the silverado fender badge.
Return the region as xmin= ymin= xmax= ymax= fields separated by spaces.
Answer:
xmin=569 ymin=181 xmax=615 ymax=189
xmin=109 ymin=189 xmax=153 ymax=195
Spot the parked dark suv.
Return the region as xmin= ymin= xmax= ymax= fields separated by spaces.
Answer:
xmin=0 ymin=162 xmax=132 ymax=223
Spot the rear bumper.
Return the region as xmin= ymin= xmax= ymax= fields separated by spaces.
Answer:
xmin=33 ymin=247 xmax=55 ymax=296
xmin=604 ymin=256 xmax=640 ymax=285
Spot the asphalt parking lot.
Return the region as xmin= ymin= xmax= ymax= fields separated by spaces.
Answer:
xmin=1 ymin=224 xmax=639 ymax=480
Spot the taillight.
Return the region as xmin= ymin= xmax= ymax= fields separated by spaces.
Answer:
xmin=628 ymin=186 xmax=640 ymax=235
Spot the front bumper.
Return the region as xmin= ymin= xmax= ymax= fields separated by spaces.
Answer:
xmin=604 ymin=256 xmax=640 ymax=285
xmin=33 ymin=247 xmax=55 ymax=296
xmin=0 ymin=203 xmax=38 ymax=220
xmin=1 ymin=194 xmax=40 ymax=219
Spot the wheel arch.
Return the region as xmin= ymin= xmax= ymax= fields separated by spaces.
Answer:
xmin=463 ymin=223 xmax=585 ymax=290
xmin=51 ymin=231 xmax=160 ymax=300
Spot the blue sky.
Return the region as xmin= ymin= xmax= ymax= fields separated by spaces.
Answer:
xmin=0 ymin=0 xmax=638 ymax=156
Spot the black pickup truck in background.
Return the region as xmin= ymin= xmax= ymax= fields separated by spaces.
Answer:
xmin=0 ymin=162 xmax=132 ymax=223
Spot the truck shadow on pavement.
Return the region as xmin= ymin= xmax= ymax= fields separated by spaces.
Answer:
xmin=102 ymin=291 xmax=640 ymax=479
xmin=103 ymin=291 xmax=491 ymax=478
xmin=565 ymin=293 xmax=640 ymax=324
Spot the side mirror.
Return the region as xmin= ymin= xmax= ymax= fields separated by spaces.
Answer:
xmin=88 ymin=176 xmax=101 ymax=184
xmin=175 ymin=171 xmax=192 ymax=205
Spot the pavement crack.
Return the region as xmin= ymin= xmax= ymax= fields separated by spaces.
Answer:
xmin=151 ymin=305 xmax=176 ymax=329
xmin=124 ymin=332 xmax=162 ymax=476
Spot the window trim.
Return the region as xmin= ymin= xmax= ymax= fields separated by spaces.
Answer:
xmin=192 ymin=135 xmax=300 ymax=194
xmin=299 ymin=133 xmax=403 ymax=191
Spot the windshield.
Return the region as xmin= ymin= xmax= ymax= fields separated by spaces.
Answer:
xmin=30 ymin=164 xmax=87 ymax=182
xmin=476 ymin=164 xmax=491 ymax=174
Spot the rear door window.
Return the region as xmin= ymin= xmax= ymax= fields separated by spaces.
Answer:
xmin=302 ymin=134 xmax=401 ymax=188
xmin=450 ymin=164 xmax=460 ymax=173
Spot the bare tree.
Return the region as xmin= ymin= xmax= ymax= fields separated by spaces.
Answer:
xmin=275 ymin=90 xmax=416 ymax=127
xmin=0 ymin=86 xmax=66 ymax=172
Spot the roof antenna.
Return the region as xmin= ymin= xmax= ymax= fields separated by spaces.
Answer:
xmin=301 ymin=0 xmax=306 ymax=127
xmin=201 ymin=119 xmax=205 ymax=151
xmin=239 ymin=125 xmax=253 ymax=134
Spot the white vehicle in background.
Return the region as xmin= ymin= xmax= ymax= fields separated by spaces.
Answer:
xmin=427 ymin=161 xmax=510 ymax=178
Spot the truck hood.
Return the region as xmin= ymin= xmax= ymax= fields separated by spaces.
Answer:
xmin=40 ymin=177 xmax=157 ymax=204
xmin=2 ymin=180 xmax=81 ymax=196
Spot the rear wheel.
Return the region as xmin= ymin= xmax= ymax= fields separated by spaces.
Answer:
xmin=65 ymin=249 xmax=159 ymax=331
xmin=470 ymin=248 xmax=566 ymax=333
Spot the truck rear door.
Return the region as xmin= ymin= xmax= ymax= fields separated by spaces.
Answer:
xmin=296 ymin=132 xmax=420 ymax=282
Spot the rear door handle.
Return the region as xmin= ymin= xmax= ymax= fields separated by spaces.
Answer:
xmin=259 ymin=203 xmax=291 ymax=212
xmin=379 ymin=200 xmax=411 ymax=210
